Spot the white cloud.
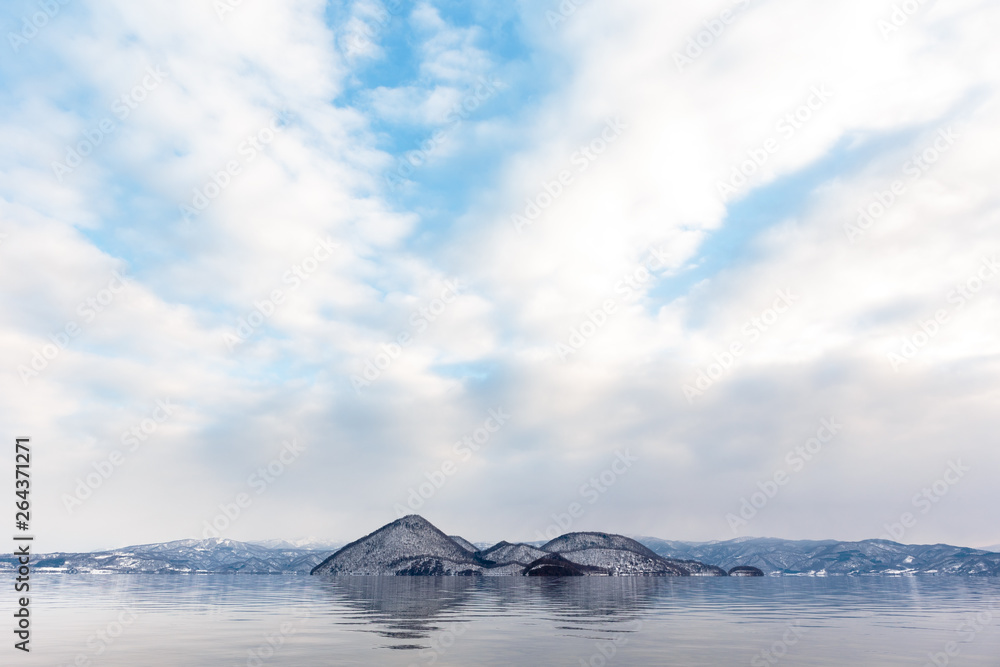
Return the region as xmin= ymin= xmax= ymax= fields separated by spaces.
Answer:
xmin=2 ymin=0 xmax=998 ymax=551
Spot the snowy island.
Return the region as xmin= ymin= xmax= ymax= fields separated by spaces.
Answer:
xmin=310 ymin=515 xmax=759 ymax=577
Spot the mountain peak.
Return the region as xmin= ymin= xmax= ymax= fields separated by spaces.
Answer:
xmin=389 ymin=514 xmax=437 ymax=530
xmin=311 ymin=515 xmax=481 ymax=576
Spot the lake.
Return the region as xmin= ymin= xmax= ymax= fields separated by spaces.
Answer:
xmin=19 ymin=575 xmax=1000 ymax=666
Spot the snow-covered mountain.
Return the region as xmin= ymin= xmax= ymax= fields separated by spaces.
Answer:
xmin=636 ymin=537 xmax=1000 ymax=576
xmin=0 ymin=538 xmax=330 ymax=574
xmin=449 ymin=535 xmax=479 ymax=552
xmin=311 ymin=515 xmax=488 ymax=576
xmin=541 ymin=532 xmax=727 ymax=576
xmin=249 ymin=537 xmax=343 ymax=551
xmin=7 ymin=523 xmax=998 ymax=576
xmin=480 ymin=541 xmax=548 ymax=565
xmin=311 ymin=516 xmax=724 ymax=577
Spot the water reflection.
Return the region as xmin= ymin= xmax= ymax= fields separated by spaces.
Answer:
xmin=317 ymin=577 xmax=476 ymax=642
xmin=312 ymin=576 xmax=655 ymax=663
xmin=314 ymin=576 xmax=725 ymax=647
xmin=23 ymin=575 xmax=1000 ymax=666
xmin=311 ymin=575 xmax=1000 ymax=657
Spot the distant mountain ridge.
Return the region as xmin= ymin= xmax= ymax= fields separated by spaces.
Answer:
xmin=4 ymin=529 xmax=999 ymax=576
xmin=636 ymin=536 xmax=1000 ymax=576
xmin=0 ymin=537 xmax=333 ymax=574
xmin=249 ymin=537 xmax=343 ymax=550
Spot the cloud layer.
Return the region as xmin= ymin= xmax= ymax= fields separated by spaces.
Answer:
xmin=2 ymin=0 xmax=998 ymax=551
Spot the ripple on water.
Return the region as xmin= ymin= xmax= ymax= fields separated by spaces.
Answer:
xmin=20 ymin=575 xmax=1000 ymax=666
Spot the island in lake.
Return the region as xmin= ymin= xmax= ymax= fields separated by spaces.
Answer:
xmin=310 ymin=515 xmax=762 ymax=577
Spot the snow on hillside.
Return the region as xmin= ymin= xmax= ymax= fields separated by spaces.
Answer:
xmin=480 ymin=541 xmax=548 ymax=565
xmin=312 ymin=518 xmax=722 ymax=577
xmin=311 ymin=515 xmax=481 ymax=576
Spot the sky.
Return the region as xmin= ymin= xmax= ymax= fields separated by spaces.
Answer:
xmin=1 ymin=0 xmax=998 ymax=552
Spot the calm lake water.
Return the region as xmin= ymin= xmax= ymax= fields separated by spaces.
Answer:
xmin=17 ymin=575 xmax=1000 ymax=666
